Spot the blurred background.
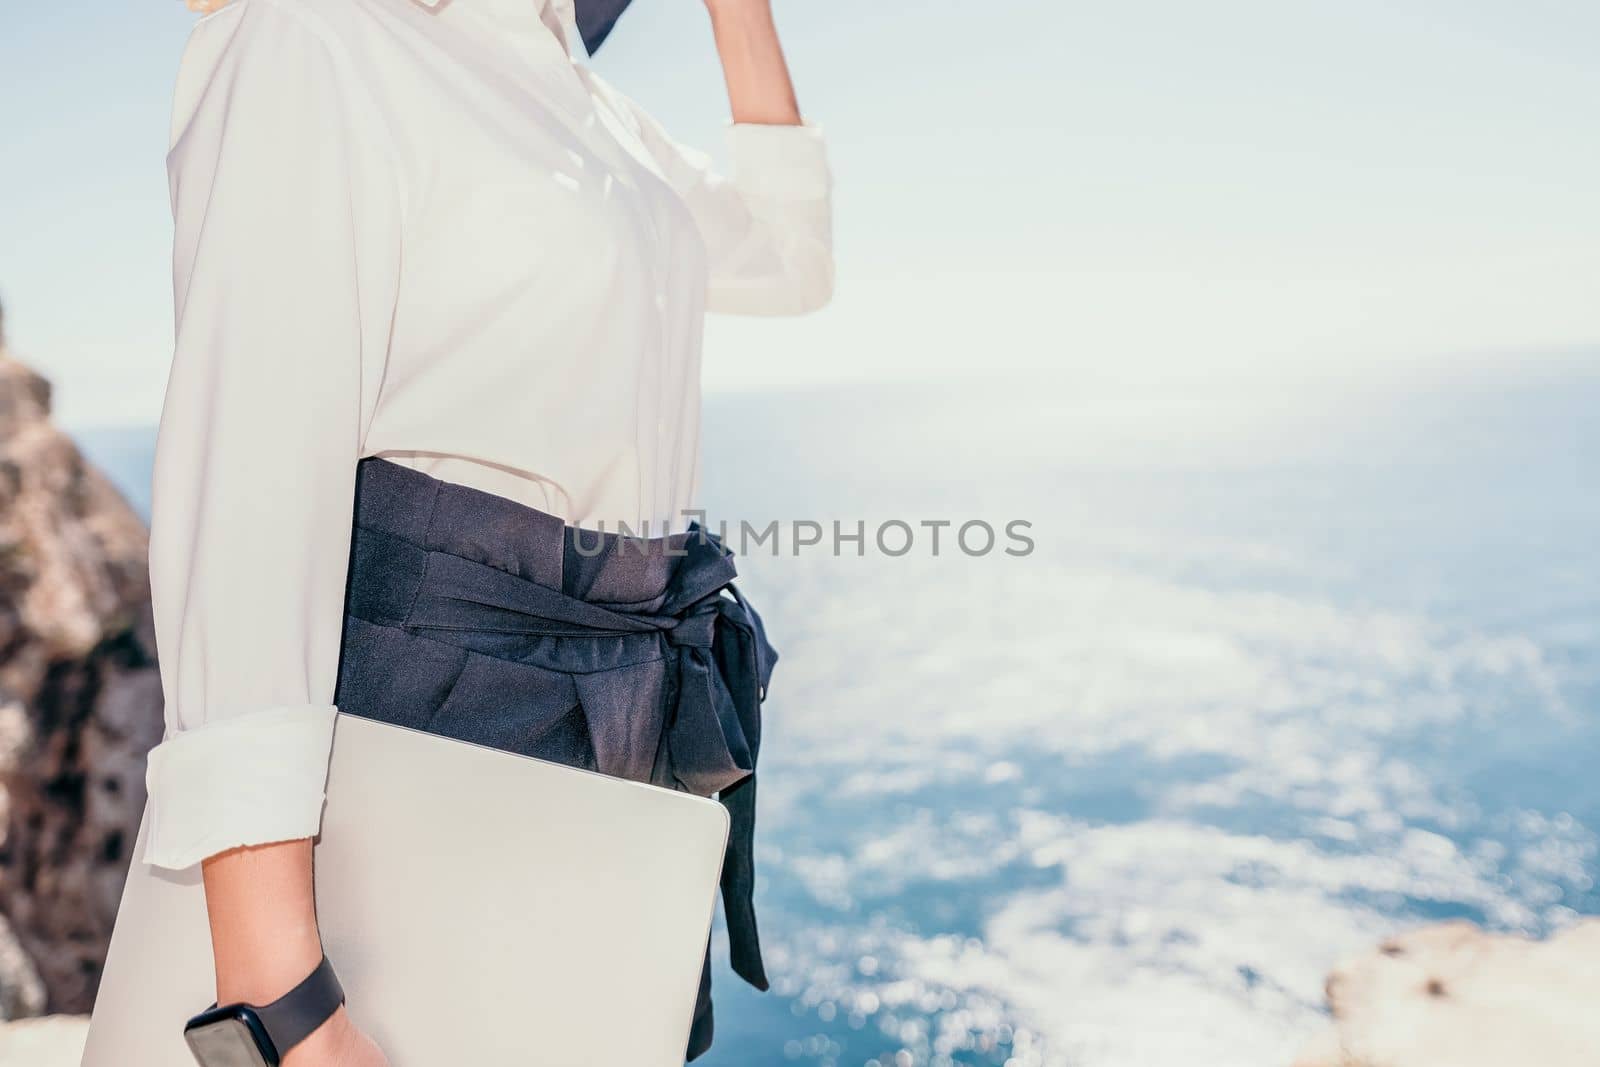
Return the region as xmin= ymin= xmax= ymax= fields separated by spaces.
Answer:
xmin=1 ymin=2 xmax=1596 ymax=1066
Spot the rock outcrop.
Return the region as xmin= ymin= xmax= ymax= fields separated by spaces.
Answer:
xmin=1293 ymin=919 xmax=1600 ymax=1067
xmin=0 ymin=335 xmax=164 ymax=1017
xmin=0 ymin=1014 xmax=88 ymax=1066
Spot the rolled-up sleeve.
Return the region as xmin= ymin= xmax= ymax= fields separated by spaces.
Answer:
xmin=593 ymin=76 xmax=835 ymax=316
xmin=144 ymin=1 xmax=398 ymax=869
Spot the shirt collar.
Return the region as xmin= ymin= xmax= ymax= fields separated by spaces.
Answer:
xmin=412 ymin=0 xmax=575 ymax=8
xmin=412 ymin=0 xmax=583 ymax=56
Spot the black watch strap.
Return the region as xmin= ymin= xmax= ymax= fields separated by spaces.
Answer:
xmin=256 ymin=955 xmax=345 ymax=1056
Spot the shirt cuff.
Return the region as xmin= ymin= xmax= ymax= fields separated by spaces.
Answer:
xmin=142 ymin=704 xmax=339 ymax=870
xmin=726 ymin=120 xmax=832 ymax=201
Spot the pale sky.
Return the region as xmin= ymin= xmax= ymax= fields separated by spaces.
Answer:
xmin=1 ymin=0 xmax=1596 ymax=427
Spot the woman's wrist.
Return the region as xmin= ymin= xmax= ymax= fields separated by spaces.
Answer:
xmin=201 ymin=838 xmax=325 ymax=1006
xmin=703 ymin=0 xmax=801 ymax=126
xmin=704 ymin=0 xmax=773 ymax=16
xmin=704 ymin=0 xmax=778 ymax=39
xmin=214 ymin=929 xmax=324 ymax=1007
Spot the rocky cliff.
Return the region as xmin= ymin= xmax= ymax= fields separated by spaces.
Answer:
xmin=1293 ymin=919 xmax=1600 ymax=1067
xmin=0 ymin=341 xmax=164 ymax=1018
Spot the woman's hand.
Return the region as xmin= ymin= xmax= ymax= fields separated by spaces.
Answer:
xmin=184 ymin=0 xmax=228 ymax=14
xmin=283 ymin=1007 xmax=391 ymax=1067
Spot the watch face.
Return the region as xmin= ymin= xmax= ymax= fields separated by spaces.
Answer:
xmin=184 ymin=1012 xmax=276 ymax=1067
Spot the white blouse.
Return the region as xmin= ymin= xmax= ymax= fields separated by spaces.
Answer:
xmin=143 ymin=0 xmax=833 ymax=869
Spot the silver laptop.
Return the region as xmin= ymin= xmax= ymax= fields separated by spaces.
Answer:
xmin=82 ymin=712 xmax=729 ymax=1067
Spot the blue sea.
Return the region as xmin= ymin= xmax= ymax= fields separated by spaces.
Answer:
xmin=78 ymin=362 xmax=1599 ymax=1067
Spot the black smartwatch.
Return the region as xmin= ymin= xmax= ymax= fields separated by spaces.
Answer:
xmin=183 ymin=954 xmax=346 ymax=1067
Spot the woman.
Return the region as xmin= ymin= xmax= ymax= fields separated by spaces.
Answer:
xmin=145 ymin=0 xmax=832 ymax=1062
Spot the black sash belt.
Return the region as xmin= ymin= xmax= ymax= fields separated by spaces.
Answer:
xmin=354 ymin=499 xmax=777 ymax=993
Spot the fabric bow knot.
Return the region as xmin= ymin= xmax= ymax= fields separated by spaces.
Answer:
xmin=405 ymin=524 xmax=776 ymax=990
